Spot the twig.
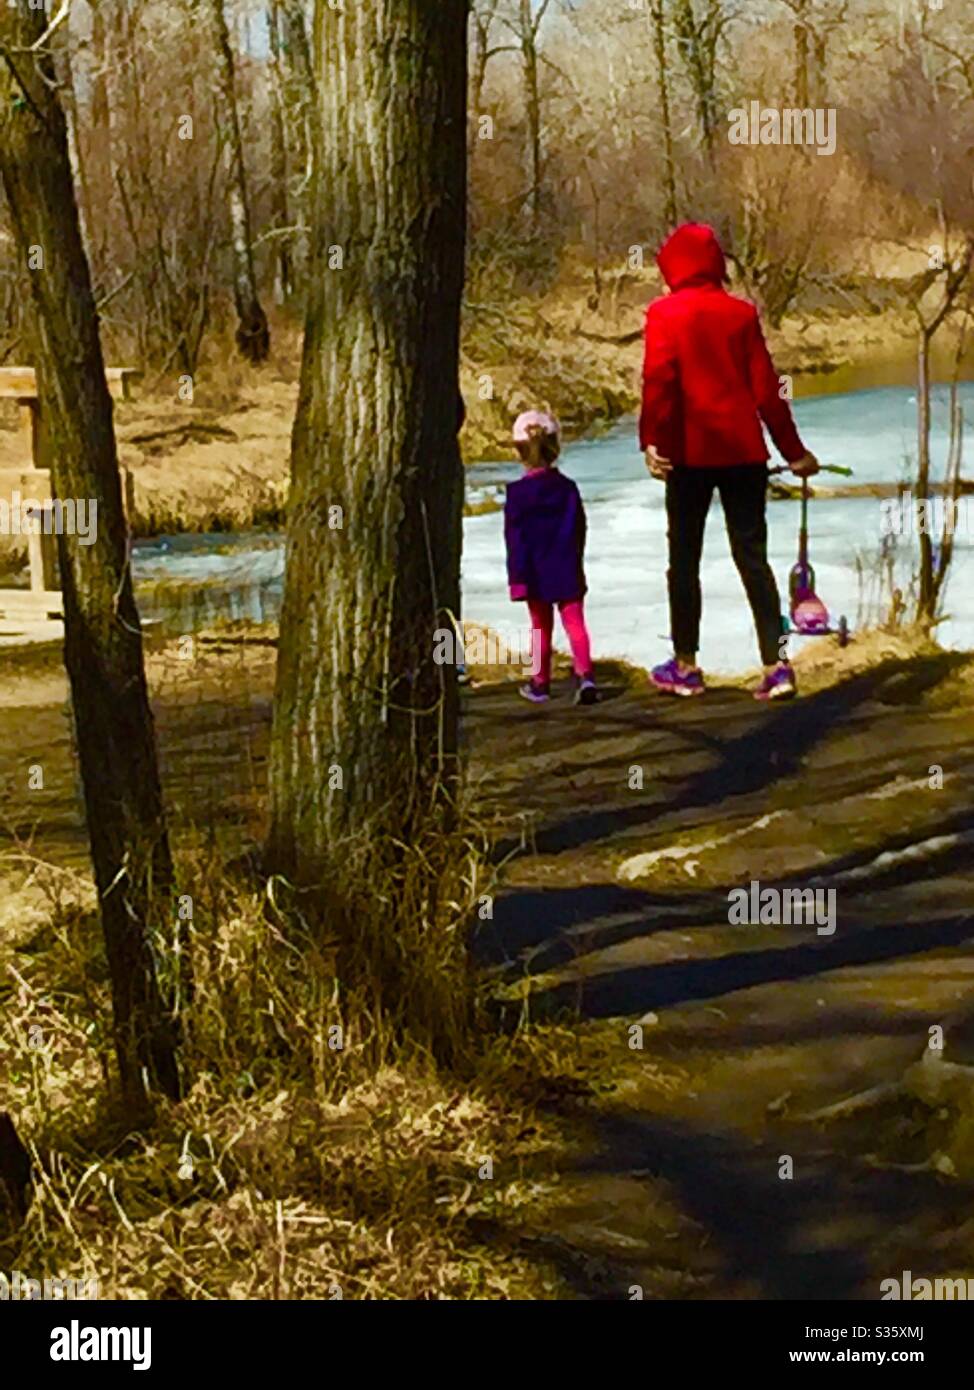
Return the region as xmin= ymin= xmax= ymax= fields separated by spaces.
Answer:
xmin=28 ymin=1 xmax=72 ymax=53
xmin=804 ymin=1081 xmax=904 ymax=1122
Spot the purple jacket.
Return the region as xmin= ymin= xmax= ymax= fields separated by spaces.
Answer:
xmin=504 ymin=467 xmax=587 ymax=603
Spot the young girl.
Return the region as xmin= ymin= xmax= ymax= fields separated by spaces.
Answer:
xmin=504 ymin=410 xmax=598 ymax=705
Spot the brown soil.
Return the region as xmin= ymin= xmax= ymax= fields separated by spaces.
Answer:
xmin=2 ymin=627 xmax=974 ymax=1298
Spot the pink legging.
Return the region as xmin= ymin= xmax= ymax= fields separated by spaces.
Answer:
xmin=527 ymin=598 xmax=593 ymax=686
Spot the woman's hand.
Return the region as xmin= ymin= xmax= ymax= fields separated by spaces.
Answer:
xmin=644 ymin=445 xmax=673 ymax=481
xmin=790 ymin=450 xmax=820 ymax=478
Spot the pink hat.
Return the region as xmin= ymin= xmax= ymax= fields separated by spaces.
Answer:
xmin=513 ymin=409 xmax=560 ymax=443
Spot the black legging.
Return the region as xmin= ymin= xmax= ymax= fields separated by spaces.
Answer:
xmin=665 ymin=463 xmax=784 ymax=667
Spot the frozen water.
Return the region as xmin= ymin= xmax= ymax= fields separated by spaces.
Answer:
xmin=463 ymin=388 xmax=974 ymax=672
xmin=131 ymin=386 xmax=974 ymax=672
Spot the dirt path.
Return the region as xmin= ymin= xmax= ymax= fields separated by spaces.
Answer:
xmin=469 ymin=646 xmax=974 ymax=1298
xmin=3 ymin=635 xmax=974 ymax=1298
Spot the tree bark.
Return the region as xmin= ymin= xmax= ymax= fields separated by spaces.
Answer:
xmin=266 ymin=0 xmax=467 ymax=885
xmin=277 ymin=0 xmax=315 ymax=292
xmin=469 ymin=1 xmax=496 ymax=167
xmin=267 ymin=0 xmax=294 ymax=303
xmin=279 ymin=0 xmax=314 ymax=181
xmin=58 ymin=32 xmax=94 ymax=257
xmin=672 ymin=0 xmax=722 ymax=164
xmin=649 ymin=0 xmax=679 ymax=231
xmin=518 ymin=0 xmax=543 ymax=235
xmin=0 ymin=3 xmax=180 ymax=1115
xmin=793 ymin=0 xmax=810 ymax=108
xmin=200 ymin=0 xmax=270 ymax=362
xmin=916 ymin=331 xmax=934 ymax=621
xmin=87 ymin=0 xmax=114 ymax=268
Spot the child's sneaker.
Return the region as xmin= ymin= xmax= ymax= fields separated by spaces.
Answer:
xmin=753 ymin=663 xmax=797 ymax=701
xmin=574 ymin=676 xmax=599 ymax=707
xmin=650 ymin=657 xmax=705 ymax=698
xmin=519 ymin=681 xmax=550 ymax=704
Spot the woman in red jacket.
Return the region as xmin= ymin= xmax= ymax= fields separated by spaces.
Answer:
xmin=639 ymin=222 xmax=819 ymax=700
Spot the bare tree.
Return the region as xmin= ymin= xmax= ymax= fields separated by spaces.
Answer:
xmin=470 ymin=1 xmax=502 ymax=118
xmin=266 ymin=0 xmax=293 ymax=302
xmin=852 ymin=18 xmax=974 ymax=624
xmin=469 ymin=1 xmax=510 ymax=165
xmin=672 ymin=0 xmax=735 ymax=162
xmin=0 ymin=0 xmax=180 ymax=1116
xmin=778 ymin=0 xmax=848 ymax=106
xmin=648 ymin=0 xmax=678 ymax=229
xmin=911 ymin=237 xmax=973 ymax=622
xmin=198 ymin=0 xmax=270 ymax=361
xmin=498 ymin=0 xmax=553 ymax=235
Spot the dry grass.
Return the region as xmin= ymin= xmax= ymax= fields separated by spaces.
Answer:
xmin=0 ymin=816 xmax=602 ymax=1299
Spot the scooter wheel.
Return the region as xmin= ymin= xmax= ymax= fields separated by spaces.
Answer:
xmin=837 ymin=615 xmax=849 ymax=648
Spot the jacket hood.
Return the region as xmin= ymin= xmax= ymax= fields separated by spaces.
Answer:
xmin=657 ymin=223 xmax=727 ymax=290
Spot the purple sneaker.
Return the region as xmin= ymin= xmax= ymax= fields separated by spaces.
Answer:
xmin=574 ymin=676 xmax=599 ymax=707
xmin=519 ymin=681 xmax=550 ymax=704
xmin=650 ymin=657 xmax=705 ymax=698
xmin=754 ymin=663 xmax=797 ymax=701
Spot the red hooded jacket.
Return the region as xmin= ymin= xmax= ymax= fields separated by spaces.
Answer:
xmin=639 ymin=223 xmax=806 ymax=468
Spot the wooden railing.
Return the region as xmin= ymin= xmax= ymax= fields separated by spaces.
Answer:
xmin=0 ymin=367 xmax=139 ymax=632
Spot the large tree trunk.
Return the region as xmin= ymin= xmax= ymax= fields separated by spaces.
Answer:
xmin=0 ymin=3 xmax=180 ymax=1114
xmin=201 ymin=0 xmax=270 ymax=362
xmin=266 ymin=0 xmax=467 ymax=885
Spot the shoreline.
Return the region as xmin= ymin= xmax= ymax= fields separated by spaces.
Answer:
xmin=0 ymin=305 xmax=971 ymax=560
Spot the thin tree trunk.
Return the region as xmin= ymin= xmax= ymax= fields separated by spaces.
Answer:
xmin=279 ymin=0 xmax=315 ymax=174
xmin=200 ymin=0 xmax=270 ymax=361
xmin=267 ymin=0 xmax=467 ymax=883
xmin=812 ymin=31 xmax=827 ymax=107
xmin=0 ymin=5 xmax=180 ymax=1115
xmin=277 ymin=0 xmax=315 ymax=293
xmin=673 ymin=0 xmax=720 ymax=165
xmin=649 ymin=0 xmax=678 ymax=230
xmin=59 ymin=37 xmax=94 ymax=256
xmin=267 ymin=0 xmax=293 ymax=303
xmin=469 ymin=5 xmax=492 ymax=166
xmin=88 ymin=0 xmax=114 ymax=267
xmin=932 ymin=380 xmax=963 ymax=611
xmin=916 ymin=332 xmax=934 ymax=621
xmin=794 ymin=0 xmax=810 ymax=108
xmin=519 ymin=0 xmax=543 ymax=234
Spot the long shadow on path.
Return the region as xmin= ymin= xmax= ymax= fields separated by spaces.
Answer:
xmin=527 ymin=653 xmax=967 ymax=856
xmin=523 ymin=911 xmax=974 ymax=1020
xmin=556 ymin=1107 xmax=973 ymax=1300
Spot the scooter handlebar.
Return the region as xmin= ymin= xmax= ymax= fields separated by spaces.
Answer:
xmin=768 ymin=463 xmax=854 ymax=477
